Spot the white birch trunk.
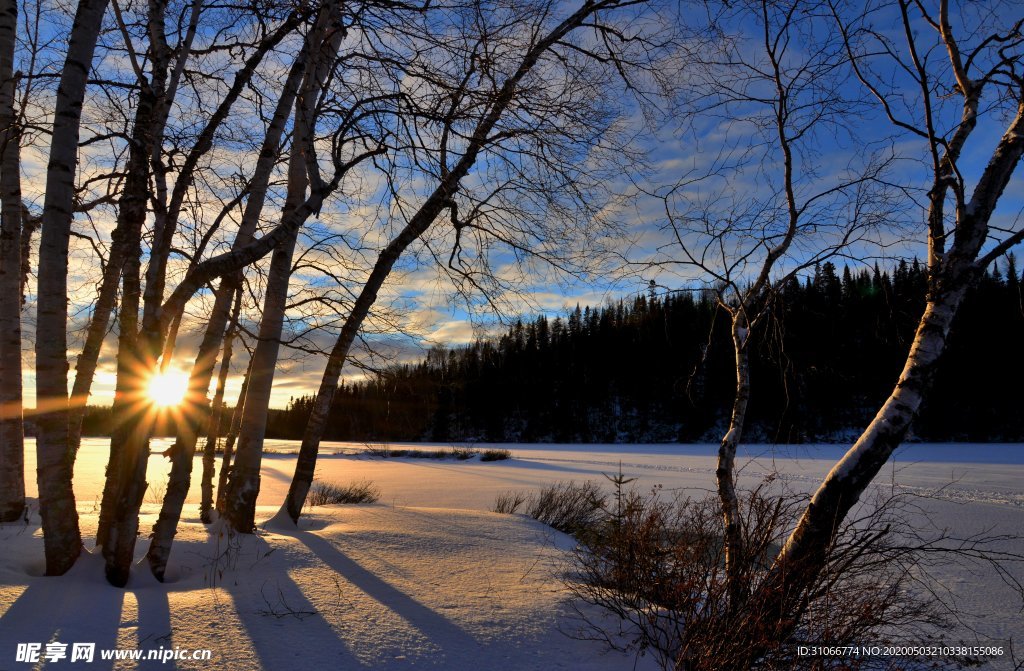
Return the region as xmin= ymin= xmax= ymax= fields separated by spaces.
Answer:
xmin=34 ymin=0 xmax=109 ymax=575
xmin=0 ymin=0 xmax=24 ymax=523
xmin=222 ymin=225 xmax=299 ymax=531
xmin=99 ymin=159 xmax=148 ymax=586
xmin=223 ymin=114 xmax=315 ymax=530
xmin=199 ymin=287 xmax=241 ymax=523
xmin=216 ymin=358 xmax=251 ymax=513
xmin=716 ymin=315 xmax=749 ymax=607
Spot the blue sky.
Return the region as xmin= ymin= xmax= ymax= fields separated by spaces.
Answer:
xmin=14 ymin=0 xmax=1024 ymax=408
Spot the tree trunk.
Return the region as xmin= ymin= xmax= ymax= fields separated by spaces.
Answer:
xmin=279 ymin=188 xmax=467 ymax=524
xmin=97 ymin=20 xmax=303 ymax=572
xmin=99 ymin=163 xmax=150 ymax=587
xmin=769 ymin=286 xmax=966 ymax=571
xmin=97 ymin=0 xmax=171 ymax=568
xmin=200 ymin=287 xmax=241 ymax=523
xmin=223 ymin=225 xmax=299 ymax=532
xmin=0 ymin=0 xmax=24 ymax=523
xmin=727 ymin=285 xmax=969 ymax=667
xmin=93 ymin=66 xmax=162 ymax=553
xmin=34 ymin=0 xmax=109 ymax=575
xmin=68 ymin=218 xmax=129 ymax=457
xmin=216 ymin=358 xmax=251 ymax=513
xmin=18 ymin=205 xmax=37 ymax=304
xmin=716 ymin=315 xmax=749 ymax=608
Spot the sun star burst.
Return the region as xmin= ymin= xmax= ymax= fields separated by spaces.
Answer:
xmin=147 ymin=370 xmax=190 ymax=408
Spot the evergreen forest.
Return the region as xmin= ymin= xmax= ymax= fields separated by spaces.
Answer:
xmin=259 ymin=259 xmax=1024 ymax=443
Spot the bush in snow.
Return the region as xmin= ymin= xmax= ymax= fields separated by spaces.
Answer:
xmin=449 ymin=446 xmax=475 ymax=460
xmin=563 ymin=476 xmax=999 ymax=671
xmin=480 ymin=449 xmax=512 ymax=462
xmin=492 ymin=490 xmax=529 ymax=515
xmin=307 ymin=479 xmax=381 ymax=506
xmin=528 ymin=481 xmax=606 ymax=535
xmin=492 ymin=481 xmax=606 ymax=536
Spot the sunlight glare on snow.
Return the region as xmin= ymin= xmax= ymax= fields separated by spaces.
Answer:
xmin=148 ymin=370 xmax=189 ymax=407
xmin=0 ymin=585 xmax=27 ymax=618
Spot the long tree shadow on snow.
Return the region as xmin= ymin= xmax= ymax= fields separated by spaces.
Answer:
xmin=0 ymin=554 xmax=124 ymax=670
xmin=288 ymin=528 xmax=483 ymax=664
xmin=132 ymin=576 xmax=176 ymax=671
xmin=225 ymin=537 xmax=367 ymax=671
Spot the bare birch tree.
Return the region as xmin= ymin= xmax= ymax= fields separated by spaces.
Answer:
xmin=740 ymin=3 xmax=1024 ymax=658
xmin=649 ymin=0 xmax=896 ymax=609
xmin=278 ymin=0 xmax=660 ymax=525
xmin=97 ymin=0 xmax=313 ymax=586
xmin=221 ymin=0 xmax=406 ymax=532
xmin=567 ymin=3 xmax=1024 ymax=665
xmin=34 ymin=0 xmax=110 ymax=576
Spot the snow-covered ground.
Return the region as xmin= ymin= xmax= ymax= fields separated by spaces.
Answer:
xmin=2 ymin=440 xmax=1022 ymax=670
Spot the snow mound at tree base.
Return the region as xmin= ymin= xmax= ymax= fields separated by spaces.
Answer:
xmin=0 ymin=505 xmax=650 ymax=670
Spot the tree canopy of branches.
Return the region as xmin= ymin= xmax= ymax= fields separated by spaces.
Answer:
xmin=7 ymin=0 xmax=666 ymax=585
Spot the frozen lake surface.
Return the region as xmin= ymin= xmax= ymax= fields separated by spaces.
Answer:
xmin=24 ymin=438 xmax=1024 ymax=510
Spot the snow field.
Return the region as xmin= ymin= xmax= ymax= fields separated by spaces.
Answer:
xmin=3 ymin=439 xmax=1022 ymax=670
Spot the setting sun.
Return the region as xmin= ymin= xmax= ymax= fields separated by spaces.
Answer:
xmin=147 ymin=370 xmax=190 ymax=408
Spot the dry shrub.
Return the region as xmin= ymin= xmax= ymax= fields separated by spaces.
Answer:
xmin=367 ymin=446 xmax=483 ymax=460
xmin=480 ymin=449 xmax=512 ymax=462
xmin=492 ymin=481 xmax=606 ymax=535
xmin=307 ymin=478 xmax=381 ymax=506
xmin=146 ymin=477 xmax=168 ymax=504
xmin=567 ymin=478 xmax=967 ymax=671
xmin=492 ymin=490 xmax=529 ymax=514
xmin=529 ymin=481 xmax=607 ymax=535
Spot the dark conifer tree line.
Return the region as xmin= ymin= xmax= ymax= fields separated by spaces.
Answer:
xmin=263 ymin=259 xmax=1024 ymax=443
xmin=68 ymin=259 xmax=1024 ymax=444
xmin=268 ymin=259 xmax=1024 ymax=443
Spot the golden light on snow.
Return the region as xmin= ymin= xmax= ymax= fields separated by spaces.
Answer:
xmin=147 ymin=370 xmax=190 ymax=408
